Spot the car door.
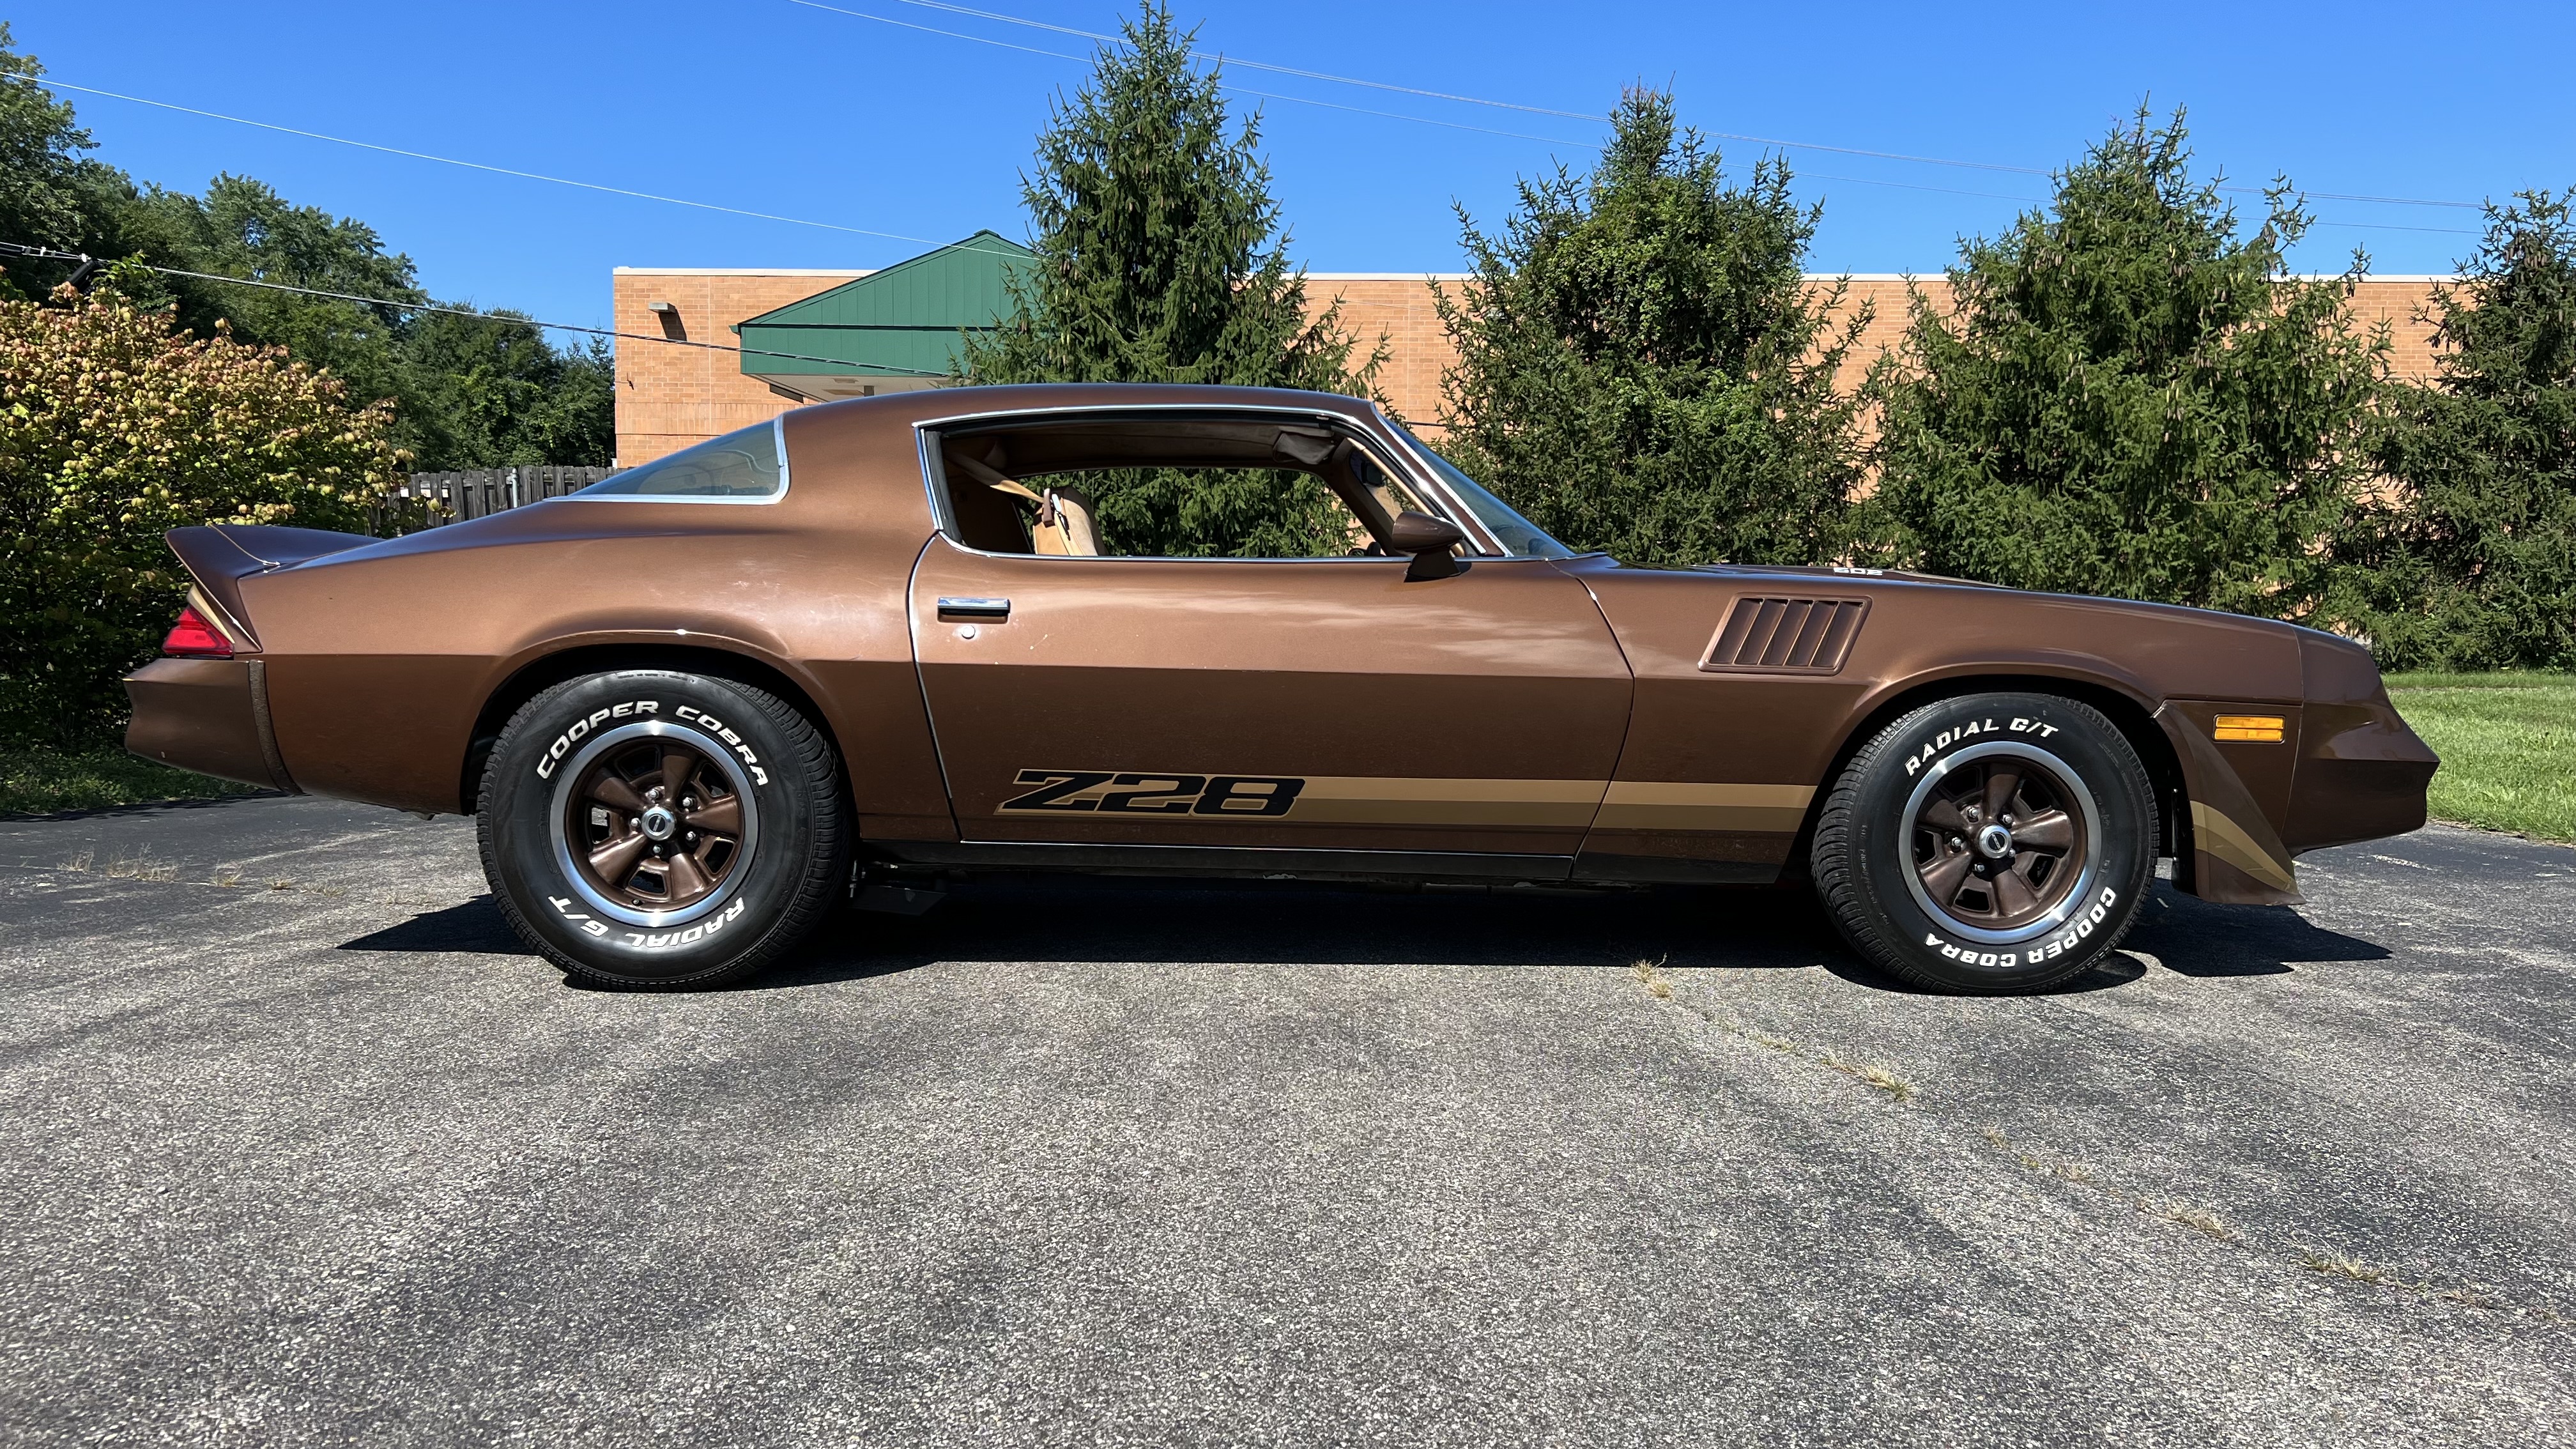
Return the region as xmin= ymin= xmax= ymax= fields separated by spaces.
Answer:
xmin=906 ymin=456 xmax=1632 ymax=868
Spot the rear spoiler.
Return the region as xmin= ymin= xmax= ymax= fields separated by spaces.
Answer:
xmin=165 ymin=525 xmax=374 ymax=652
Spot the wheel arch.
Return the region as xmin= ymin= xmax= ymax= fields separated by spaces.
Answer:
xmin=461 ymin=641 xmax=845 ymax=815
xmin=1797 ymin=670 xmax=2189 ymax=868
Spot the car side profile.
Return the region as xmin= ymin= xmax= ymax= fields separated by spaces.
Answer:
xmin=125 ymin=383 xmax=2438 ymax=993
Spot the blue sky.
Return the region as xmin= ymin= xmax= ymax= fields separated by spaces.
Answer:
xmin=18 ymin=1 xmax=2570 ymax=334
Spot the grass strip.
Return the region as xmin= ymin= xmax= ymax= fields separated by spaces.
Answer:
xmin=0 ymin=746 xmax=265 ymax=816
xmin=2384 ymin=672 xmax=2575 ymax=843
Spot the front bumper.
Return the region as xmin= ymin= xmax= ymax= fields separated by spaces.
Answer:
xmin=2285 ymin=632 xmax=2437 ymax=854
xmin=124 ymin=657 xmax=298 ymax=793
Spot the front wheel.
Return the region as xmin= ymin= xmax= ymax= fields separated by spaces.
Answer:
xmin=478 ymin=670 xmax=847 ymax=990
xmin=1812 ymin=693 xmax=2156 ymax=994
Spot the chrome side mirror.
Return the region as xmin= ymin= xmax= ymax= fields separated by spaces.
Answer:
xmin=1390 ymin=510 xmax=1465 ymax=581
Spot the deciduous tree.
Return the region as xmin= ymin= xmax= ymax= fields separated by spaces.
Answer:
xmin=0 ymin=28 xmax=614 ymax=471
xmin=0 ymin=289 xmax=402 ymax=745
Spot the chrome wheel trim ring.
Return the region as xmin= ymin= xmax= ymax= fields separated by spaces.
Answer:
xmin=1897 ymin=739 xmax=2104 ymax=947
xmin=546 ymin=720 xmax=760 ymax=930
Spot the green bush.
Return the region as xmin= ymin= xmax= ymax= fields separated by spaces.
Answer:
xmin=1436 ymin=89 xmax=1869 ymax=568
xmin=2324 ymin=192 xmax=2576 ymax=670
xmin=1869 ymin=109 xmax=2386 ymax=614
xmin=0 ymin=289 xmax=401 ymax=748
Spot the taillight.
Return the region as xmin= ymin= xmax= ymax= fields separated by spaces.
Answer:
xmin=162 ymin=604 xmax=234 ymax=658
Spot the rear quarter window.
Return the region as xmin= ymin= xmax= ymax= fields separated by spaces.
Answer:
xmin=577 ymin=419 xmax=788 ymax=502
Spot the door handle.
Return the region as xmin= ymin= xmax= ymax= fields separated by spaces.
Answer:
xmin=936 ymin=596 xmax=1011 ymax=620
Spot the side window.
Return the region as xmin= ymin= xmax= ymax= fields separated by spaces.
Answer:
xmin=576 ymin=420 xmax=787 ymax=502
xmin=933 ymin=417 xmax=1439 ymax=560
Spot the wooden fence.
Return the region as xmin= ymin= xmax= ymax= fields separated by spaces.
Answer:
xmin=375 ymin=466 xmax=614 ymax=533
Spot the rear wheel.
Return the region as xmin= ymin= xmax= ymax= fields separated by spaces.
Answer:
xmin=1813 ymin=693 xmax=2155 ymax=994
xmin=478 ymin=670 xmax=846 ymax=989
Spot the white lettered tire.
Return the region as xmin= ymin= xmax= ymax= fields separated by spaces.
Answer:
xmin=477 ymin=670 xmax=847 ymax=989
xmin=1813 ymin=693 xmax=2156 ymax=993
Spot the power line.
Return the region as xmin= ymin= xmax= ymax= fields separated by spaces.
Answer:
xmin=775 ymin=3 xmax=2129 ymax=207
xmin=870 ymin=0 xmax=1602 ymax=119
xmin=0 ymin=242 xmax=935 ymax=372
xmin=40 ymin=45 xmax=2476 ymax=263
xmin=35 ymin=79 xmax=1021 ymax=261
xmin=802 ymin=0 xmax=2486 ymax=211
xmin=778 ymin=0 xmax=1602 ymax=151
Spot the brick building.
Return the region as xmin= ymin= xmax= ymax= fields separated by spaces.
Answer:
xmin=612 ymin=236 xmax=2449 ymax=468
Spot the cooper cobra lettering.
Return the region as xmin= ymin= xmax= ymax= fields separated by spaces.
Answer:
xmin=535 ymin=700 xmax=659 ymax=779
xmin=1917 ymin=885 xmax=2122 ymax=967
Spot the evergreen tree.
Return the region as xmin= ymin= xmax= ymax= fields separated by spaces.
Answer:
xmin=1436 ymin=89 xmax=1869 ymax=568
xmin=1870 ymin=108 xmax=2385 ymax=614
xmin=961 ymin=2 xmax=1383 ymax=557
xmin=2324 ymin=192 xmax=2576 ymax=669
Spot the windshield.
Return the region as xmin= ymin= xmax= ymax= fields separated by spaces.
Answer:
xmin=1386 ymin=422 xmax=1574 ymax=559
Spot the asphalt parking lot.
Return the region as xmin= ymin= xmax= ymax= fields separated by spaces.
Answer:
xmin=2 ymin=795 xmax=2571 ymax=1446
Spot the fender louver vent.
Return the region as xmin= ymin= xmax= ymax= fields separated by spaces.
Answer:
xmin=1701 ymin=595 xmax=1870 ymax=675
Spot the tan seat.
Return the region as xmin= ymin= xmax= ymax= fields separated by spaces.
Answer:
xmin=948 ymin=452 xmax=1101 ymax=556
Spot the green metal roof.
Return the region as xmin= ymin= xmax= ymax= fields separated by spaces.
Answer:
xmin=732 ymin=231 xmax=1035 ymax=381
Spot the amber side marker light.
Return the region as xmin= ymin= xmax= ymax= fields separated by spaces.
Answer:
xmin=161 ymin=604 xmax=234 ymax=659
xmin=2213 ymin=714 xmax=2285 ymax=743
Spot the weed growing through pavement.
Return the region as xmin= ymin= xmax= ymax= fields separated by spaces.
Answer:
xmin=44 ymin=848 xmax=256 ymax=892
xmin=1627 ymin=958 xmax=1916 ymax=1105
xmin=2301 ymin=1249 xmax=2393 ymax=1285
xmin=2150 ymin=1202 xmax=2235 ymax=1241
xmin=1820 ymin=1052 xmax=1917 ymax=1103
xmin=102 ymin=850 xmax=178 ymax=882
xmin=1980 ymin=1127 xmax=2547 ymax=1318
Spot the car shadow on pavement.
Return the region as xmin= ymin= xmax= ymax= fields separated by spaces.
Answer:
xmin=341 ymin=898 xmax=540 ymax=956
xmin=337 ymin=876 xmax=2393 ymax=997
xmin=769 ymin=877 xmax=1851 ymax=986
xmin=2123 ymin=884 xmax=2390 ymax=977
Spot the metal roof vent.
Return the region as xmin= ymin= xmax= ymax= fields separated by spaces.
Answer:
xmin=1700 ymin=595 xmax=1870 ymax=674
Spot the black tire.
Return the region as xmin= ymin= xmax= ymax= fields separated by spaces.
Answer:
xmin=1813 ymin=693 xmax=2156 ymax=994
xmin=477 ymin=669 xmax=847 ymax=990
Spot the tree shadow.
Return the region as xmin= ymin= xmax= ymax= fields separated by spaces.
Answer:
xmin=1 ymin=790 xmax=284 ymax=824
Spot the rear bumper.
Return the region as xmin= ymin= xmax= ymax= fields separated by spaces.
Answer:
xmin=123 ymin=657 xmax=298 ymax=793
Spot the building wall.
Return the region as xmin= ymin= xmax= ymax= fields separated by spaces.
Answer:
xmin=614 ymin=268 xmax=2450 ymax=467
xmin=613 ymin=268 xmax=864 ymax=467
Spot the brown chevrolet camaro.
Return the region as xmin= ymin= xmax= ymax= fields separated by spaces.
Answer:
xmin=125 ymin=383 xmax=2437 ymax=993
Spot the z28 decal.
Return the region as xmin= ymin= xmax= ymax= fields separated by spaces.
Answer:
xmin=1000 ymin=770 xmax=1307 ymax=816
xmin=993 ymin=772 xmax=1818 ymax=831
